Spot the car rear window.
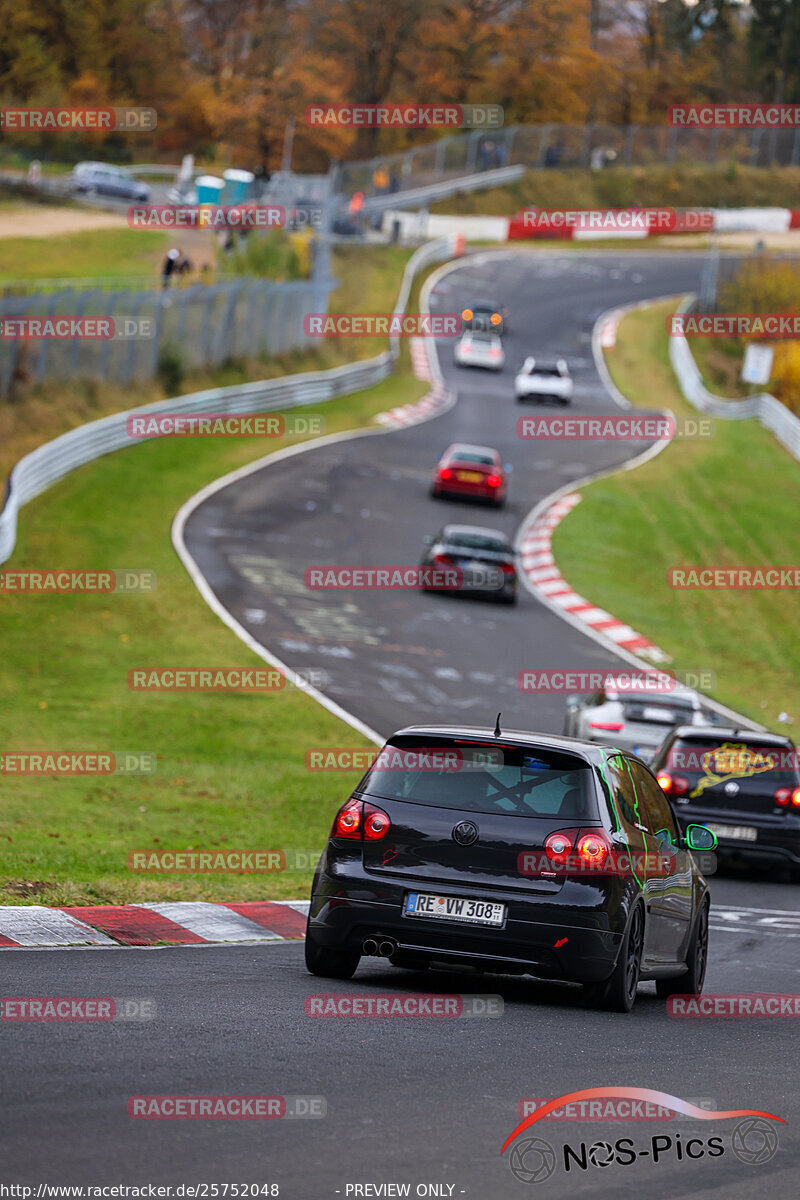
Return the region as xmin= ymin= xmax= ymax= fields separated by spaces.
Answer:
xmin=452 ymin=453 xmax=494 ymax=465
xmin=531 ymin=366 xmax=562 ymax=377
xmin=665 ymin=737 xmax=798 ymax=787
xmin=622 ymin=696 xmax=696 ymax=724
xmin=447 ymin=533 xmax=509 ymax=552
xmin=362 ymin=740 xmax=597 ymax=819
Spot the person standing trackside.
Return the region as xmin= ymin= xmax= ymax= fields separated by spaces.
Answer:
xmin=162 ymin=248 xmax=180 ymax=289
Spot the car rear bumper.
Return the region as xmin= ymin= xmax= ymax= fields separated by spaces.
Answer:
xmin=433 ymin=480 xmax=505 ymax=503
xmin=309 ymin=869 xmax=624 ymax=982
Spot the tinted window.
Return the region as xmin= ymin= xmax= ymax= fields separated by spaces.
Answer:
xmin=362 ymin=741 xmax=596 ymax=820
xmin=665 ymin=737 xmax=798 ymax=791
xmin=605 ymin=755 xmax=647 ymax=839
xmin=447 ymin=533 xmax=509 ymax=552
xmin=451 ymin=453 xmax=494 ymax=465
xmin=629 ymin=760 xmax=678 ymax=840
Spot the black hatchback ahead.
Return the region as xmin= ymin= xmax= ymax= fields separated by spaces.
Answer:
xmin=306 ymin=725 xmax=716 ymax=1011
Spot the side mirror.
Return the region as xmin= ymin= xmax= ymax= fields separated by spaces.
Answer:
xmin=565 ymin=695 xmax=581 ymax=710
xmin=683 ymin=824 xmax=717 ymax=851
xmin=422 ymin=535 xmax=434 ymax=546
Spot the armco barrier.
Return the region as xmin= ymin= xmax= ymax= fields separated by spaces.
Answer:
xmin=669 ymin=294 xmax=800 ymax=463
xmin=0 ymin=237 xmax=458 ymax=566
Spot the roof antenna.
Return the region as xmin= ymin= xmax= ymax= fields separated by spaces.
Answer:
xmin=494 ymin=712 xmax=502 ymax=738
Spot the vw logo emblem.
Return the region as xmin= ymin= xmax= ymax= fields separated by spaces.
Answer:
xmin=453 ymin=820 xmax=479 ymax=846
xmin=724 ymin=780 xmax=740 ymax=796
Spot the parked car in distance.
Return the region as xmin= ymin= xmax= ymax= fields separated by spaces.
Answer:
xmin=71 ymin=161 xmax=150 ymax=202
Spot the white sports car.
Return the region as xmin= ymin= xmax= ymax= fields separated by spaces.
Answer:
xmin=454 ymin=332 xmax=505 ymax=371
xmin=514 ymin=356 xmax=573 ymax=403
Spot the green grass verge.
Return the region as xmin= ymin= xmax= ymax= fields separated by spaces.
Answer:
xmin=0 ymin=227 xmax=170 ymax=281
xmin=552 ymin=298 xmax=800 ymax=730
xmin=0 ymin=243 xmax=431 ymax=907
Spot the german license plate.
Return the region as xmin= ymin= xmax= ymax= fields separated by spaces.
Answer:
xmin=404 ymin=892 xmax=506 ymax=926
xmin=703 ymin=823 xmax=757 ymax=842
xmin=457 ymin=471 xmax=484 ymax=483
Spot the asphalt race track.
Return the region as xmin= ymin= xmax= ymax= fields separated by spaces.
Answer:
xmin=3 ymin=251 xmax=799 ymax=1196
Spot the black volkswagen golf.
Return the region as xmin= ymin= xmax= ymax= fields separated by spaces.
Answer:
xmin=306 ymin=725 xmax=716 ymax=1011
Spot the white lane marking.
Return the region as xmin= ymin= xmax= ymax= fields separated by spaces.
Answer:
xmin=710 ymin=905 xmax=800 ymax=936
xmin=136 ymin=902 xmax=283 ymax=943
xmin=0 ymin=907 xmax=116 ymax=946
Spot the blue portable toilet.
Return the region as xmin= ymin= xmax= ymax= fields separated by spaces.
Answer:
xmin=223 ymin=169 xmax=255 ymax=204
xmin=196 ymin=175 xmax=225 ymax=204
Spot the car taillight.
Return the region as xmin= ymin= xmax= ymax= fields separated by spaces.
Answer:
xmin=500 ymin=561 xmax=516 ymax=575
xmin=363 ymin=803 xmax=391 ymax=840
xmin=576 ymin=830 xmax=611 ymax=868
xmin=438 ymin=467 xmax=453 ymax=480
xmin=490 ymin=312 xmax=502 ymax=326
xmin=775 ymin=786 xmax=800 ymax=807
xmin=544 ymin=831 xmax=575 ymax=865
xmin=332 ymin=799 xmax=361 ymax=839
xmin=433 ymin=552 xmax=455 ymax=566
xmin=489 ymin=347 xmax=502 ymax=358
xmin=486 ymin=474 xmax=502 ymax=487
xmin=658 ymin=772 xmax=689 ymax=797
xmin=462 ymin=308 xmax=473 ymax=321
xmin=590 ymin=721 xmax=624 ymax=731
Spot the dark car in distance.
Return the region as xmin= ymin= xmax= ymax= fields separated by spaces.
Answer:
xmin=652 ymin=726 xmax=800 ymax=879
xmin=306 ymin=726 xmax=717 ymax=1011
xmin=419 ymin=525 xmax=517 ymax=604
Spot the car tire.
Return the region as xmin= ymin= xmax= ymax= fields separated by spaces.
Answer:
xmin=587 ymin=902 xmax=645 ymax=1012
xmin=304 ymin=923 xmax=360 ymax=980
xmin=655 ymin=900 xmax=709 ymax=999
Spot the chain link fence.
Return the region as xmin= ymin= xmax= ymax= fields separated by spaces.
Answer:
xmin=0 ymin=276 xmax=333 ymax=396
xmin=336 ymin=123 xmax=800 ymax=199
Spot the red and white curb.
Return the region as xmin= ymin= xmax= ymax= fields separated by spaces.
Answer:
xmin=518 ymin=493 xmax=670 ymax=663
xmin=376 ymin=379 xmax=453 ymax=429
xmin=0 ymin=900 xmax=309 ymax=949
xmin=409 ymin=336 xmax=432 ymax=381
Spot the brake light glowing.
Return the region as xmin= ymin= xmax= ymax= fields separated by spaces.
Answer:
xmin=544 ymin=831 xmax=575 ymax=865
xmin=332 ymin=799 xmax=361 ymax=839
xmin=486 ymin=474 xmax=502 ymax=487
xmin=433 ymin=553 xmax=455 ymax=566
xmin=589 ymin=721 xmax=624 ymax=731
xmin=490 ymin=312 xmax=502 ymax=325
xmin=659 ymin=772 xmax=689 ymax=797
xmin=775 ymin=786 xmax=800 ymax=807
xmin=657 ymin=773 xmax=672 ymax=791
xmin=438 ymin=467 xmax=453 ymax=480
xmin=461 ymin=308 xmax=473 ymax=321
xmin=500 ymin=562 xmax=516 ymax=575
xmin=488 ymin=347 xmax=502 ymax=358
xmin=363 ymin=803 xmax=391 ymax=840
xmin=576 ymin=830 xmax=611 ymax=867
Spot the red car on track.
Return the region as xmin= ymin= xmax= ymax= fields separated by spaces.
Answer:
xmin=430 ymin=443 xmax=508 ymax=508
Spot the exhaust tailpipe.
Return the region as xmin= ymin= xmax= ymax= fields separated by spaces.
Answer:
xmin=362 ymin=937 xmax=379 ymax=956
xmin=378 ymin=939 xmax=397 ymax=958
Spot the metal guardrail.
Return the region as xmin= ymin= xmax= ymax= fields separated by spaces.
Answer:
xmin=0 ymin=237 xmax=457 ymax=565
xmin=669 ymin=295 xmax=800 ymax=462
xmin=352 ymin=165 xmax=525 ymax=214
